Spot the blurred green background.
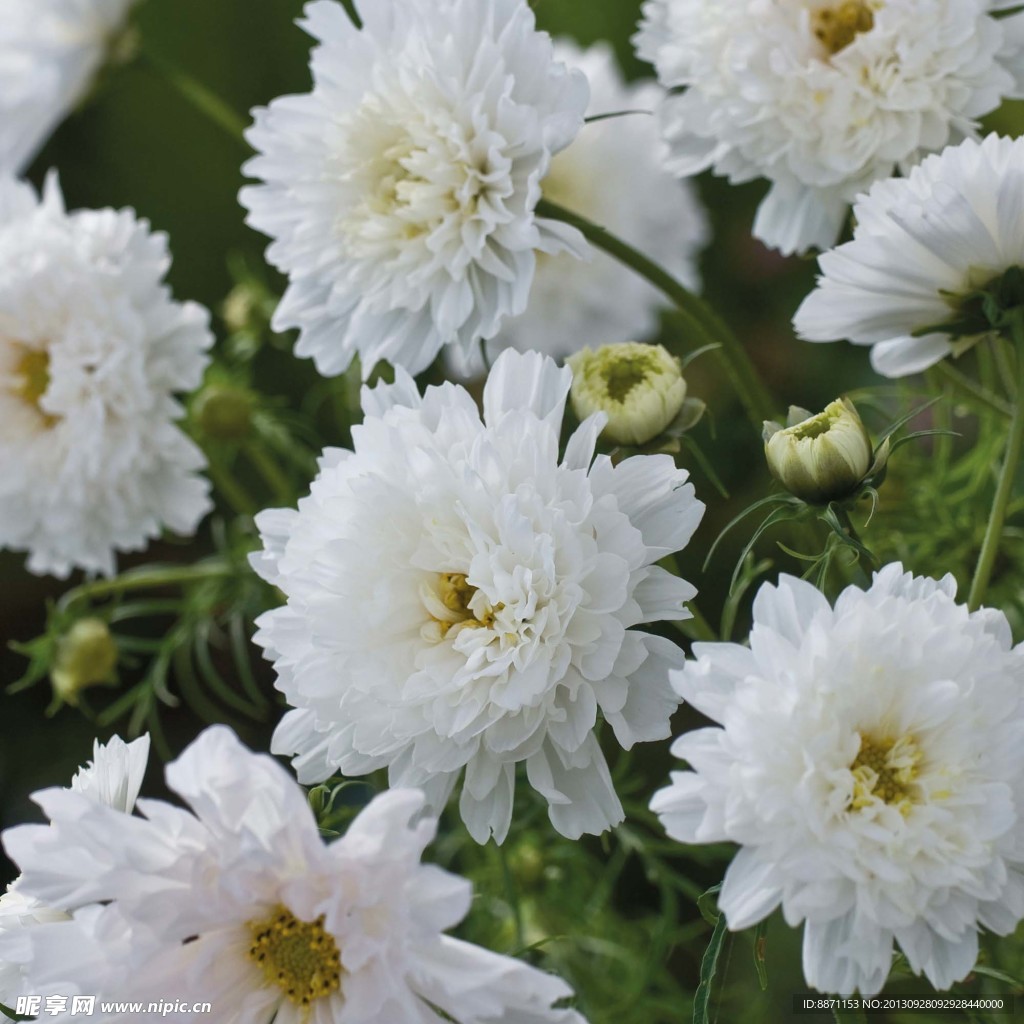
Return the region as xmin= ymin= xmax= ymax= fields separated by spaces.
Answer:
xmin=2 ymin=2 xmax=1023 ymax=1022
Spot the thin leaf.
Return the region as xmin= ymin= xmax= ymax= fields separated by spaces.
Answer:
xmin=697 ymin=883 xmax=722 ymax=926
xmin=693 ymin=912 xmax=729 ymax=1024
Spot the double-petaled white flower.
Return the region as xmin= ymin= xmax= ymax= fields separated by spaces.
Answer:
xmin=652 ymin=565 xmax=1024 ymax=995
xmin=0 ymin=0 xmax=137 ymax=174
xmin=634 ymin=0 xmax=1024 ymax=254
xmin=795 ymin=133 xmax=1024 ymax=377
xmin=3 ymin=727 xmax=588 ymax=1024
xmin=463 ymin=39 xmax=707 ymax=371
xmin=0 ymin=174 xmax=212 ymax=577
xmin=0 ymin=734 xmax=149 ymax=1007
xmin=252 ymin=349 xmax=704 ymax=843
xmin=241 ymin=0 xmax=589 ymax=379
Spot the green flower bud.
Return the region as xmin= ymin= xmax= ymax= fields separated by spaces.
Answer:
xmin=51 ymin=618 xmax=118 ymax=707
xmin=193 ymin=383 xmax=254 ymax=442
xmin=763 ymin=398 xmax=872 ymax=504
xmin=567 ymin=342 xmax=687 ymax=446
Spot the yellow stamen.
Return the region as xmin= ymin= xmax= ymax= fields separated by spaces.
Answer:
xmin=849 ymin=733 xmax=921 ymax=815
xmin=812 ymin=2 xmax=875 ymax=55
xmin=247 ymin=905 xmax=343 ymax=1010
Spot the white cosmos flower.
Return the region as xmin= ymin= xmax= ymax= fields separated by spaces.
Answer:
xmin=0 ymin=0 xmax=137 ymax=174
xmin=456 ymin=39 xmax=707 ymax=373
xmin=651 ymin=565 xmax=1024 ymax=996
xmin=240 ymin=0 xmax=589 ymax=379
xmin=0 ymin=174 xmax=212 ymax=578
xmin=2 ymin=726 xmax=589 ymax=1024
xmin=251 ymin=349 xmax=704 ymax=843
xmin=0 ymin=734 xmax=149 ymax=1007
xmin=794 ymin=133 xmax=1024 ymax=377
xmin=634 ymin=0 xmax=1024 ymax=255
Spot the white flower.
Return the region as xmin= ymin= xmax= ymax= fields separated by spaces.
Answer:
xmin=459 ymin=39 xmax=707 ymax=372
xmin=0 ymin=174 xmax=212 ymax=577
xmin=634 ymin=0 xmax=1024 ymax=255
xmin=2 ymin=726 xmax=589 ymax=1024
xmin=0 ymin=734 xmax=149 ymax=1007
xmin=240 ymin=0 xmax=589 ymax=379
xmin=652 ymin=565 xmax=1024 ymax=996
xmin=794 ymin=133 xmax=1024 ymax=377
xmin=70 ymin=733 xmax=150 ymax=814
xmin=251 ymin=349 xmax=704 ymax=843
xmin=0 ymin=0 xmax=137 ymax=174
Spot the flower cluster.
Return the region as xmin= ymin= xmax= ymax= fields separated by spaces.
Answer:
xmin=8 ymin=0 xmax=1024 ymax=1012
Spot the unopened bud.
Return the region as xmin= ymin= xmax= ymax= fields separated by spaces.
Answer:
xmin=194 ymin=383 xmax=254 ymax=442
xmin=51 ymin=619 xmax=118 ymax=707
xmin=567 ymin=342 xmax=687 ymax=446
xmin=763 ymin=398 xmax=872 ymax=503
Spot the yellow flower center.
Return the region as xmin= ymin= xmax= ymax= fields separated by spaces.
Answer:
xmin=812 ymin=1 xmax=875 ymax=55
xmin=12 ymin=347 xmax=51 ymax=410
xmin=247 ymin=906 xmax=343 ymax=1010
xmin=849 ymin=734 xmax=921 ymax=814
xmin=421 ymin=572 xmax=501 ymax=641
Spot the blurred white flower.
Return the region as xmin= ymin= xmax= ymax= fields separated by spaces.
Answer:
xmin=252 ymin=349 xmax=704 ymax=843
xmin=0 ymin=734 xmax=148 ymax=1007
xmin=634 ymin=0 xmax=1024 ymax=254
xmin=3 ymin=726 xmax=588 ymax=1024
xmin=241 ymin=0 xmax=589 ymax=379
xmin=0 ymin=174 xmax=212 ymax=578
xmin=0 ymin=0 xmax=137 ymax=174
xmin=795 ymin=133 xmax=1024 ymax=377
xmin=652 ymin=565 xmax=1024 ymax=995
xmin=459 ymin=39 xmax=707 ymax=372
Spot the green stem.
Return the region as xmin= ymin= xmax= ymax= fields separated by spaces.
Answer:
xmin=245 ymin=441 xmax=294 ymax=506
xmin=933 ymin=361 xmax=1011 ymax=417
xmin=207 ymin=455 xmax=260 ymax=516
xmin=60 ymin=563 xmax=235 ymax=611
xmin=139 ymin=51 xmax=248 ymax=147
xmin=535 ymin=199 xmax=776 ymax=430
xmin=968 ymin=334 xmax=1024 ymax=610
xmin=497 ymin=843 xmax=526 ymax=952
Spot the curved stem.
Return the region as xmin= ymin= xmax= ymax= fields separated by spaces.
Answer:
xmin=933 ymin=361 xmax=1011 ymax=417
xmin=968 ymin=334 xmax=1024 ymax=610
xmin=244 ymin=441 xmax=294 ymax=506
xmin=535 ymin=199 xmax=776 ymax=430
xmin=138 ymin=51 xmax=248 ymax=147
xmin=59 ymin=562 xmax=235 ymax=612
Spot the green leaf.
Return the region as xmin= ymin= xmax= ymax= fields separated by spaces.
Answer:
xmin=693 ymin=908 xmax=729 ymax=1024
xmin=697 ymin=883 xmax=722 ymax=926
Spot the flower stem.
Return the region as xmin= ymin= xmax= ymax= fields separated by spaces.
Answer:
xmin=933 ymin=361 xmax=1012 ymax=417
xmin=968 ymin=333 xmax=1024 ymax=610
xmin=139 ymin=50 xmax=248 ymax=147
xmin=244 ymin=441 xmax=294 ymax=506
xmin=59 ymin=562 xmax=235 ymax=612
xmin=535 ymin=199 xmax=776 ymax=430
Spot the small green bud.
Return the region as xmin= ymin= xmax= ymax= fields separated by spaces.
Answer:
xmin=221 ymin=285 xmax=260 ymax=335
xmin=51 ymin=618 xmax=118 ymax=707
xmin=763 ymin=398 xmax=872 ymax=504
xmin=567 ymin=342 xmax=687 ymax=446
xmin=194 ymin=383 xmax=254 ymax=442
